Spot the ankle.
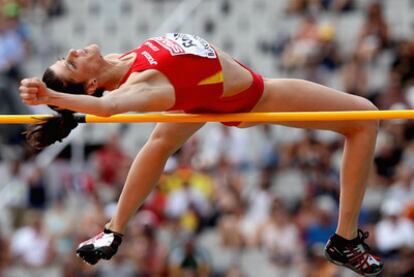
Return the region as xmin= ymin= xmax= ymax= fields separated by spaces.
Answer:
xmin=105 ymin=222 xmax=124 ymax=236
xmin=335 ymin=229 xmax=357 ymax=240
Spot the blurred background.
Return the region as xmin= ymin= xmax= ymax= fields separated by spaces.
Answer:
xmin=1 ymin=0 xmax=414 ymax=276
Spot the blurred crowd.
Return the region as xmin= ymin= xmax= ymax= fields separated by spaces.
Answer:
xmin=0 ymin=0 xmax=65 ymax=144
xmin=1 ymin=0 xmax=414 ymax=276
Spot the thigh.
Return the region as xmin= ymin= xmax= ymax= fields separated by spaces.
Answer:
xmin=238 ymin=78 xmax=378 ymax=134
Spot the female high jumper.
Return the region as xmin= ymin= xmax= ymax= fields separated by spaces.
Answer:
xmin=19 ymin=33 xmax=383 ymax=276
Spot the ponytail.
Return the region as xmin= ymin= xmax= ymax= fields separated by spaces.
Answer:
xmin=24 ymin=67 xmax=103 ymax=150
xmin=25 ymin=110 xmax=78 ymax=150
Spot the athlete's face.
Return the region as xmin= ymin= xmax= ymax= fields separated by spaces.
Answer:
xmin=49 ymin=44 xmax=103 ymax=84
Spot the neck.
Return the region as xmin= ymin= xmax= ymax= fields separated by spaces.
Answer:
xmin=98 ymin=54 xmax=135 ymax=91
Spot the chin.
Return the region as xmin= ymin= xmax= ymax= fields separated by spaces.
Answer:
xmin=86 ymin=44 xmax=101 ymax=55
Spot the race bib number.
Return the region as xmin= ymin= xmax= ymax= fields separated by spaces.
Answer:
xmin=152 ymin=33 xmax=217 ymax=59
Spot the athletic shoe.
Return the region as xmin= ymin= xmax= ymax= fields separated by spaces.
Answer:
xmin=76 ymin=227 xmax=123 ymax=265
xmin=324 ymin=229 xmax=384 ymax=276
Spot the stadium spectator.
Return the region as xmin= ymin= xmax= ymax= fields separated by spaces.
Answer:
xmin=9 ymin=210 xmax=55 ymax=273
xmin=316 ymin=23 xmax=341 ymax=72
xmin=255 ymin=199 xmax=304 ymax=269
xmin=3 ymin=159 xmax=28 ymax=223
xmin=35 ymin=0 xmax=66 ymax=19
xmin=341 ymin=52 xmax=369 ymax=97
xmin=43 ymin=195 xmax=76 ymax=257
xmin=167 ymin=235 xmax=211 ymax=277
xmin=304 ymin=195 xmax=337 ymax=249
xmin=281 ymin=15 xmax=321 ymax=71
xmin=92 ymin=133 xmax=131 ymax=187
xmin=217 ymin=192 xmax=246 ymax=250
xmin=240 ymin=169 xmax=274 ymax=245
xmin=384 ymin=164 xmax=414 ymax=209
xmin=286 ymin=0 xmax=355 ymax=15
xmin=375 ymin=199 xmax=414 ymax=256
xmin=142 ymin=185 xmax=168 ymax=225
xmin=391 ymin=39 xmax=414 ymax=88
xmin=97 ymin=247 xmax=138 ymax=277
xmin=0 ymin=1 xmax=27 ymax=80
xmin=125 ymin=220 xmax=167 ymax=276
xmin=26 ymin=165 xmax=48 ymax=209
xmin=355 ymin=1 xmax=390 ymax=62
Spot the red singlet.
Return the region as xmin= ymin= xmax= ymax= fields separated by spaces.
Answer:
xmin=118 ymin=33 xmax=264 ymax=126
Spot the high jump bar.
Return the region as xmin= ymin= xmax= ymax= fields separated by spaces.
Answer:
xmin=1 ymin=110 xmax=414 ymax=124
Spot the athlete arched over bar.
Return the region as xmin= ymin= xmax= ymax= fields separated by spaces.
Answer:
xmin=19 ymin=33 xmax=383 ymax=276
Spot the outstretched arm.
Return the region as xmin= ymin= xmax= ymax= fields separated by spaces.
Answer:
xmin=20 ymin=78 xmax=112 ymax=116
xmin=19 ymin=78 xmax=174 ymax=116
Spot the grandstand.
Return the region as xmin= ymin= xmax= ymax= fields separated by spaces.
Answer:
xmin=1 ymin=0 xmax=414 ymax=276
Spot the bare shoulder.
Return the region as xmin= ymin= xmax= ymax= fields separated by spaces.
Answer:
xmin=115 ymin=69 xmax=175 ymax=110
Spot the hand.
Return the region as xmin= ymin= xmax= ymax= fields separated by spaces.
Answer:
xmin=19 ymin=78 xmax=51 ymax=105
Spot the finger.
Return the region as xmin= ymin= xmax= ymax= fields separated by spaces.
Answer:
xmin=22 ymin=78 xmax=41 ymax=88
xmin=19 ymin=86 xmax=38 ymax=94
xmin=20 ymin=92 xmax=35 ymax=100
xmin=19 ymin=86 xmax=27 ymax=92
xmin=21 ymin=79 xmax=31 ymax=86
xmin=19 ymin=86 xmax=28 ymax=92
xmin=28 ymin=79 xmax=41 ymax=87
xmin=31 ymin=78 xmax=42 ymax=83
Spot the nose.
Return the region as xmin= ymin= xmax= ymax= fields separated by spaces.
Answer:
xmin=66 ymin=48 xmax=78 ymax=59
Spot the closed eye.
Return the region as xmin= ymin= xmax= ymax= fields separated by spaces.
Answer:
xmin=70 ymin=62 xmax=76 ymax=70
xmin=58 ymin=57 xmax=76 ymax=70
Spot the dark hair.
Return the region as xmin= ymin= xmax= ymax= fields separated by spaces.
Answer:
xmin=25 ymin=68 xmax=104 ymax=150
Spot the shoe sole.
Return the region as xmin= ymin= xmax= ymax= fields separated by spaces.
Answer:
xmin=76 ymin=245 xmax=115 ymax=265
xmin=76 ymin=246 xmax=103 ymax=265
xmin=324 ymin=250 xmax=384 ymax=276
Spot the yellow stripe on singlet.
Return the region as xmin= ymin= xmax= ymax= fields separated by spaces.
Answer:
xmin=197 ymin=71 xmax=224 ymax=85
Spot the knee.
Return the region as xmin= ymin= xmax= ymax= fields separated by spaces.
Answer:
xmin=360 ymin=97 xmax=380 ymax=132
xmin=344 ymin=97 xmax=379 ymax=138
xmin=147 ymin=132 xmax=180 ymax=156
xmin=359 ymin=97 xmax=379 ymax=113
xmin=361 ymin=118 xmax=379 ymax=140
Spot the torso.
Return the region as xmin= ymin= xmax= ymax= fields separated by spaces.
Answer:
xmin=118 ymin=48 xmax=253 ymax=94
xmin=115 ymin=33 xmax=260 ymax=113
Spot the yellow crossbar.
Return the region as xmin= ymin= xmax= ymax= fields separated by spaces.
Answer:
xmin=1 ymin=110 xmax=414 ymax=124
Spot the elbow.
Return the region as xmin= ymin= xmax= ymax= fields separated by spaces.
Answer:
xmin=99 ymin=97 xmax=117 ymax=117
xmin=97 ymin=110 xmax=114 ymax=117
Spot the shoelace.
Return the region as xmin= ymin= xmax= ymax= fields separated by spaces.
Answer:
xmin=356 ymin=229 xmax=370 ymax=250
xmin=355 ymin=229 xmax=382 ymax=262
xmin=79 ymin=231 xmax=104 ymax=246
